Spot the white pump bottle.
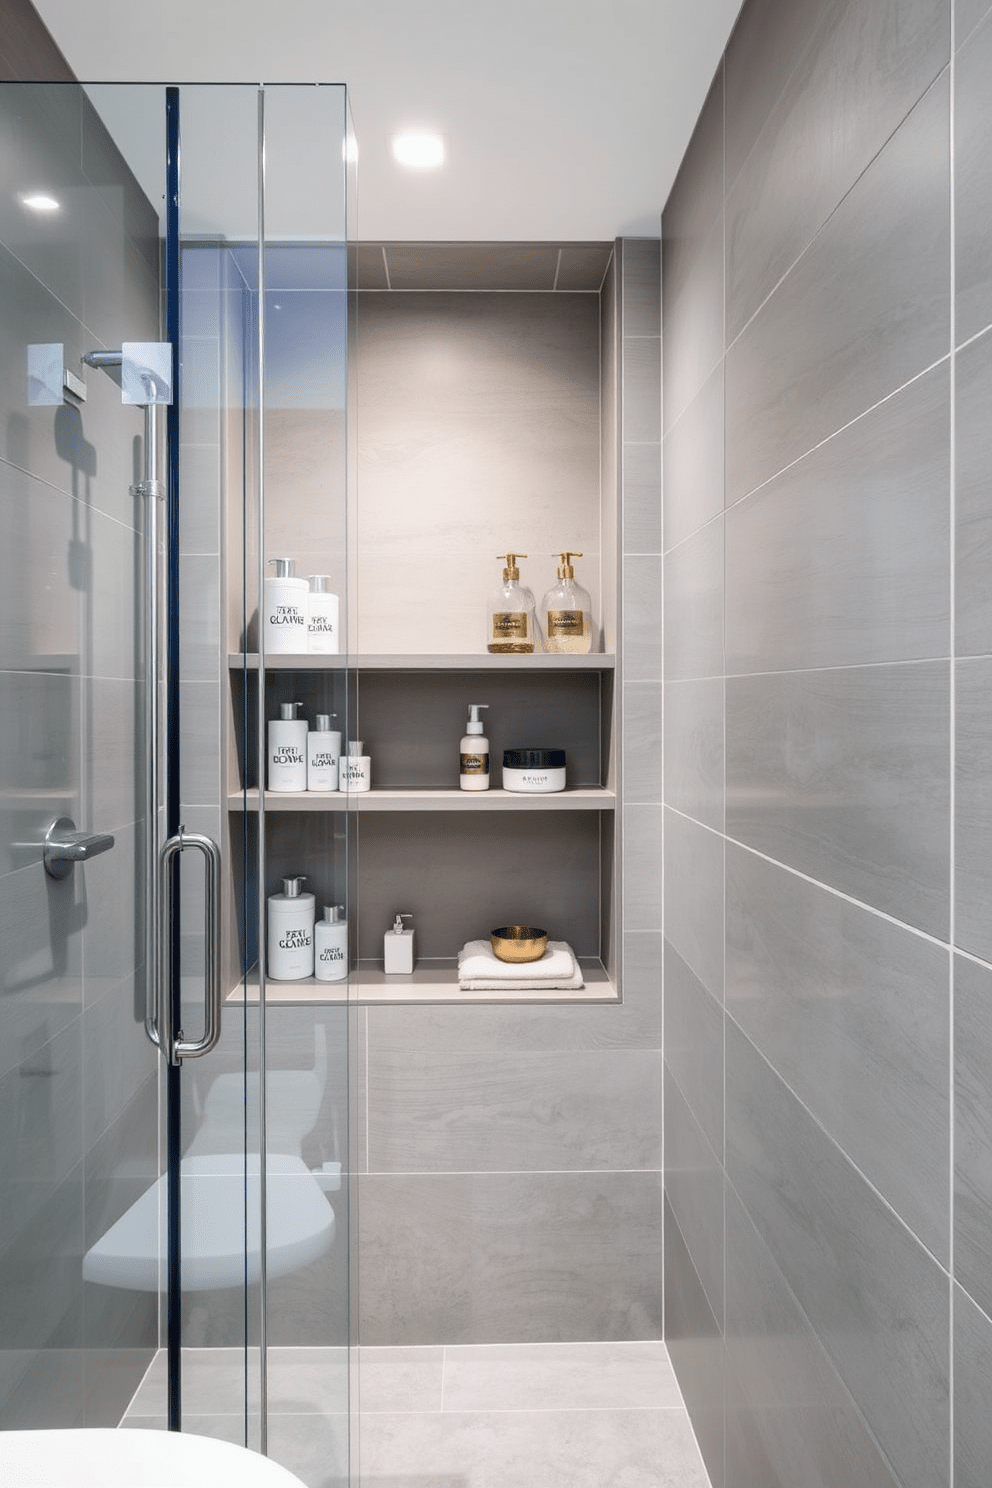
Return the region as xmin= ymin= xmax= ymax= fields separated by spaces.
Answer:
xmin=459 ymin=703 xmax=490 ymax=791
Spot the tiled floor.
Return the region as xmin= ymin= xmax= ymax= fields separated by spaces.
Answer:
xmin=122 ymin=1341 xmax=712 ymax=1488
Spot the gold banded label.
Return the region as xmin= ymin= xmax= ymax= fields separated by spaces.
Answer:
xmin=492 ymin=611 xmax=528 ymax=639
xmin=460 ymin=752 xmax=489 ymax=775
xmin=547 ymin=609 xmax=586 ymax=638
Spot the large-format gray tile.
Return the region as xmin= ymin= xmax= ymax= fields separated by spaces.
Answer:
xmin=954 ymin=1282 xmax=992 ymax=1488
xmin=956 ymin=660 xmax=992 ymax=961
xmin=85 ymin=675 xmax=140 ymax=833
xmin=724 ymin=1184 xmax=900 ymax=1488
xmin=663 ymin=215 xmax=724 ymax=437
xmin=622 ymin=337 xmax=661 ymax=444
xmin=623 ymin=802 xmax=663 ymax=932
xmin=663 ymin=677 xmax=724 ymax=831
xmin=179 ymin=679 xmax=223 ymax=808
xmin=956 ymin=10 xmax=992 ymax=342
xmin=0 ymin=464 xmax=79 ymax=673
xmin=664 ymin=1074 xmax=724 ymax=1326
xmin=357 ymin=1346 xmax=444 ymax=1413
xmin=621 ymin=238 xmax=661 ymax=339
xmin=726 ymin=662 xmax=951 ymax=938
xmin=725 ymin=364 xmax=951 ymax=673
xmin=954 ymin=953 xmax=992 ymax=1318
xmin=0 ymin=84 xmax=86 ymax=321
xmin=357 ymin=1171 xmax=662 ymax=1344
xmin=726 ymin=1019 xmax=950 ymax=1488
xmin=664 ymin=941 xmax=723 ymax=1161
xmin=955 ymin=328 xmax=992 ymax=655
xmin=664 ymin=1196 xmax=725 ymax=1488
xmin=622 ymin=553 xmax=662 ymax=680
xmin=621 ymin=441 xmax=661 ymax=555
xmin=663 ymin=67 xmax=725 ymax=317
xmin=664 ymin=809 xmax=724 ymax=1001
xmin=365 ymin=1047 xmax=661 ymax=1173
xmin=0 ymin=860 xmax=82 ymax=1081
xmin=663 ymin=518 xmax=724 ymax=681
xmin=358 ymin=1405 xmax=709 ymax=1488
xmin=623 ymin=680 xmax=663 ymax=803
xmin=726 ymin=841 xmax=949 ymax=1259
xmin=663 ymin=362 xmax=723 ymax=553
xmin=80 ymin=819 xmax=139 ymax=992
xmin=442 ymin=1340 xmax=680 ymax=1412
xmin=957 ymin=0 xmax=992 ymax=45
xmin=726 ymin=0 xmax=949 ymax=340
xmin=726 ymin=75 xmax=950 ymax=504
xmin=268 ymin=1410 xmax=350 ymax=1488
xmin=0 ymin=1017 xmax=83 ymax=1256
xmin=0 ymin=667 xmax=79 ymax=876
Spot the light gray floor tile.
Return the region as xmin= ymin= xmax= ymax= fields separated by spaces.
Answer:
xmin=267 ymin=1347 xmax=349 ymax=1416
xmin=357 ymin=1346 xmax=444 ymax=1414
xmin=267 ymin=1411 xmax=350 ymax=1488
xmin=440 ymin=1340 xmax=682 ymax=1413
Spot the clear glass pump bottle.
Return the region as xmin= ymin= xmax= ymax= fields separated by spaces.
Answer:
xmin=487 ymin=553 xmax=537 ymax=654
xmin=539 ymin=550 xmax=594 ymax=654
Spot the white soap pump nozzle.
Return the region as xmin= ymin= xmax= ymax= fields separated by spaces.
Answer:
xmin=391 ymin=913 xmax=413 ymax=933
xmin=465 ymin=703 xmax=489 ymax=735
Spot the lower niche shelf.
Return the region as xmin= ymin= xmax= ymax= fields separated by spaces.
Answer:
xmin=227 ymin=959 xmax=618 ymax=1006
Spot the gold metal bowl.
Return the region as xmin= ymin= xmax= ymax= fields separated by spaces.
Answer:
xmin=490 ymin=926 xmax=548 ymax=963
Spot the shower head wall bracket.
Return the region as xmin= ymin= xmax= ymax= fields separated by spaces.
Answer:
xmin=82 ymin=343 xmax=173 ymax=405
xmin=27 ymin=343 xmax=87 ymax=405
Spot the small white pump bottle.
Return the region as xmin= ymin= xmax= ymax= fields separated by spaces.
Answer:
xmin=459 ymin=703 xmax=490 ymax=790
xmin=267 ymin=876 xmax=316 ymax=980
xmin=314 ymin=904 xmax=348 ymax=982
xmin=268 ymin=702 xmax=308 ymax=792
xmin=340 ymin=740 xmax=372 ymax=793
xmin=384 ymin=912 xmax=415 ymax=974
xmin=264 ymin=558 xmax=309 ymax=654
xmin=307 ymin=575 xmax=340 ymax=655
xmin=308 ymin=713 xmax=341 ymax=792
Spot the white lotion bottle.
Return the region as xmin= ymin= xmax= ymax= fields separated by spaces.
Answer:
xmin=340 ymin=740 xmax=371 ymax=794
xmin=459 ymin=703 xmax=490 ymax=790
xmin=268 ymin=702 xmax=308 ymax=792
xmin=267 ymin=876 xmax=315 ymax=980
xmin=307 ymin=575 xmax=340 ymax=654
xmin=384 ymin=912 xmax=415 ymax=974
xmin=264 ymin=558 xmax=309 ymax=654
xmin=314 ymin=904 xmax=348 ymax=982
xmin=308 ymin=713 xmax=341 ymax=792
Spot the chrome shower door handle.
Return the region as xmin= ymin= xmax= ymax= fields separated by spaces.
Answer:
xmin=43 ymin=816 xmax=115 ymax=880
xmin=159 ymin=828 xmax=222 ymax=1065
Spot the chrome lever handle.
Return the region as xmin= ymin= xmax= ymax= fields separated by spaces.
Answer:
xmin=43 ymin=817 xmax=116 ymax=880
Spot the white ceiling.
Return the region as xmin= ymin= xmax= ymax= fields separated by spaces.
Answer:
xmin=34 ymin=0 xmax=744 ymax=242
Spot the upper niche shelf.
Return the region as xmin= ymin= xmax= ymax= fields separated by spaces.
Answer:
xmin=229 ymin=653 xmax=616 ymax=670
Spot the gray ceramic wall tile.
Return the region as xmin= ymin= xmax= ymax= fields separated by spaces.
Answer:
xmin=955 ymin=328 xmax=992 ymax=655
xmin=954 ymin=953 xmax=992 ymax=1317
xmin=726 ymin=1019 xmax=949 ymax=1488
xmin=622 ymin=553 xmax=662 ymax=680
xmin=179 ymin=679 xmax=222 ymax=808
xmin=85 ymin=675 xmax=139 ymax=834
xmin=724 ymin=1183 xmax=901 ymax=1488
xmin=726 ymin=662 xmax=951 ymax=938
xmin=663 ymin=518 xmax=724 ymax=682
xmin=664 ymin=941 xmax=724 ymax=1161
xmin=89 ymin=505 xmax=140 ymax=684
xmin=622 ymin=802 xmax=663 ymax=932
xmin=365 ymin=1047 xmax=661 ymax=1173
xmin=956 ymin=659 xmax=992 ymax=962
xmin=726 ymin=841 xmax=949 ymax=1259
xmin=957 ymin=0 xmax=992 ymax=45
xmin=358 ymin=1171 xmax=663 ymax=1344
xmin=663 ymin=362 xmax=723 ymax=554
xmin=956 ymin=12 xmax=992 ymax=343
xmin=623 ymin=680 xmax=662 ymax=804
xmin=80 ymin=818 xmax=139 ymax=990
xmin=179 ymin=441 xmax=222 ymax=557
xmin=663 ymin=67 xmax=725 ymax=306
xmin=663 ymin=677 xmax=724 ymax=831
xmin=954 ymin=1282 xmax=992 ymax=1488
xmin=664 ymin=1074 xmax=724 ymax=1325
xmin=621 ymin=337 xmax=661 ymax=444
xmin=0 ymin=1016 xmax=83 ymax=1257
xmin=620 ymin=238 xmax=661 ymax=338
xmin=726 ymin=0 xmax=949 ymax=340
xmin=725 ymin=364 xmax=951 ymax=674
xmin=663 ymin=215 xmax=724 ymax=436
xmin=0 ymin=860 xmax=82 ymax=1084
xmin=726 ymin=75 xmax=950 ymax=505
xmin=664 ymin=808 xmax=724 ymax=1001
xmin=621 ymin=442 xmax=661 ymax=555
xmin=0 ymin=464 xmax=79 ymax=674
xmin=664 ymin=1196 xmax=725 ymax=1488
xmin=0 ymin=84 xmax=86 ymax=320
xmin=555 ymin=244 xmax=614 ymax=292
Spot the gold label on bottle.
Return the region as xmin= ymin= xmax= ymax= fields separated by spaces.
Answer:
xmin=547 ymin=609 xmax=586 ymax=638
xmin=460 ymin=752 xmax=489 ymax=775
xmin=492 ymin=611 xmax=528 ymax=638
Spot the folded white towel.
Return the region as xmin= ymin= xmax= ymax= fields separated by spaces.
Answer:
xmin=458 ymin=938 xmax=576 ymax=983
xmin=460 ymin=959 xmax=585 ymax=992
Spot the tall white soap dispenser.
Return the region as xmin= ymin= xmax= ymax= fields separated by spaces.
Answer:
xmin=307 ymin=575 xmax=340 ymax=654
xmin=340 ymin=740 xmax=371 ymax=793
xmin=267 ymin=876 xmax=316 ymax=980
xmin=268 ymin=702 xmax=308 ymax=791
xmin=314 ymin=904 xmax=348 ymax=982
xmin=459 ymin=703 xmax=490 ymax=790
xmin=264 ymin=558 xmax=309 ymax=654
xmin=384 ymin=913 xmax=415 ymax=974
xmin=308 ymin=713 xmax=341 ymax=792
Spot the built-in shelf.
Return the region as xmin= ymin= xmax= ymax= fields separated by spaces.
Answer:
xmin=229 ymin=652 xmax=616 ymax=671
xmin=230 ymin=787 xmax=615 ymax=812
xmin=227 ymin=958 xmax=617 ymax=1006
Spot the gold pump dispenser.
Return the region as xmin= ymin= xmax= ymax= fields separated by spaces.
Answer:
xmin=540 ymin=550 xmax=594 ymax=653
xmin=487 ymin=553 xmax=537 ymax=654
